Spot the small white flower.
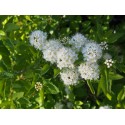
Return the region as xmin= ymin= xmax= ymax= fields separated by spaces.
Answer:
xmin=69 ymin=33 xmax=88 ymax=52
xmin=99 ymin=105 xmax=111 ymax=109
xmin=42 ymin=39 xmax=63 ymax=64
xmin=103 ymin=53 xmax=112 ymax=60
xmin=114 ymin=30 xmax=116 ymax=34
xmin=29 ymin=30 xmax=47 ymax=50
xmin=100 ymin=42 xmax=108 ymax=50
xmin=82 ymin=41 xmax=102 ymax=63
xmin=57 ymin=47 xmax=78 ymax=69
xmin=35 ymin=82 xmax=42 ymax=91
xmin=104 ymin=59 xmax=114 ymax=68
xmin=78 ymin=62 xmax=99 ymax=80
xmin=60 ymin=68 xmax=79 ymax=85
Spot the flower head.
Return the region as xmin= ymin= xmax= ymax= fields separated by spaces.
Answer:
xmin=104 ymin=59 xmax=114 ymax=68
xmin=100 ymin=42 xmax=108 ymax=50
xmin=42 ymin=39 xmax=63 ymax=64
xmin=78 ymin=62 xmax=99 ymax=80
xmin=82 ymin=41 xmax=102 ymax=63
xmin=35 ymin=82 xmax=42 ymax=91
xmin=57 ymin=47 xmax=78 ymax=69
xmin=69 ymin=33 xmax=87 ymax=52
xmin=60 ymin=68 xmax=79 ymax=85
xmin=29 ymin=30 xmax=47 ymax=50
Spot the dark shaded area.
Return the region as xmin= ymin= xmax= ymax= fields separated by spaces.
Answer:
xmin=109 ymin=15 xmax=125 ymax=27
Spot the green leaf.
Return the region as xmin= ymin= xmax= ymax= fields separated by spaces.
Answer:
xmin=0 ymin=30 xmax=6 ymax=36
xmin=116 ymin=64 xmax=125 ymax=73
xmin=12 ymin=92 xmax=24 ymax=100
xmin=5 ymin=23 xmax=19 ymax=32
xmin=44 ymin=82 xmax=59 ymax=94
xmin=106 ymin=92 xmax=112 ymax=100
xmin=41 ymin=64 xmax=50 ymax=75
xmin=109 ymin=72 xmax=123 ymax=80
xmin=2 ymin=39 xmax=14 ymax=53
xmin=87 ymin=80 xmax=95 ymax=94
xmin=53 ymin=68 xmax=60 ymax=78
xmin=99 ymin=74 xmax=107 ymax=94
xmin=98 ymin=73 xmax=112 ymax=100
xmin=96 ymin=23 xmax=103 ymax=41
xmin=75 ymin=101 xmax=83 ymax=106
xmin=117 ymin=86 xmax=125 ymax=101
xmin=0 ymin=80 xmax=4 ymax=95
xmin=108 ymin=32 xmax=124 ymax=43
xmin=97 ymin=81 xmax=102 ymax=96
xmin=68 ymin=92 xmax=75 ymax=102
xmin=0 ymin=71 xmax=14 ymax=78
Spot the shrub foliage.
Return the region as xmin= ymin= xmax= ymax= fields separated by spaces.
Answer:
xmin=0 ymin=15 xmax=125 ymax=109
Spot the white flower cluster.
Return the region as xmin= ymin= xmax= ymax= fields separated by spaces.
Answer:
xmin=29 ymin=30 xmax=47 ymax=50
xmin=29 ymin=30 xmax=113 ymax=85
xmin=60 ymin=68 xmax=79 ymax=85
xmin=57 ymin=47 xmax=78 ymax=69
xmin=42 ymin=40 xmax=62 ymax=64
xmin=104 ymin=59 xmax=114 ymax=68
xmin=100 ymin=42 xmax=108 ymax=50
xmin=82 ymin=41 xmax=102 ymax=63
xmin=35 ymin=82 xmax=42 ymax=91
xmin=103 ymin=53 xmax=114 ymax=68
xmin=69 ymin=33 xmax=87 ymax=52
xmin=78 ymin=62 xmax=99 ymax=80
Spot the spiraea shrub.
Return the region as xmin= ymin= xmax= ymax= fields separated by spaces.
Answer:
xmin=0 ymin=15 xmax=125 ymax=109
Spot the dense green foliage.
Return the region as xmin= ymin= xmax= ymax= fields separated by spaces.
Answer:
xmin=0 ymin=15 xmax=125 ymax=109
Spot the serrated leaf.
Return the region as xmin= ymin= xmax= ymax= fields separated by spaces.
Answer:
xmin=109 ymin=72 xmax=123 ymax=80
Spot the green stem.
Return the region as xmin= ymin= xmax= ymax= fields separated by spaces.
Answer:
xmin=86 ymin=80 xmax=95 ymax=95
xmin=38 ymin=88 xmax=44 ymax=108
